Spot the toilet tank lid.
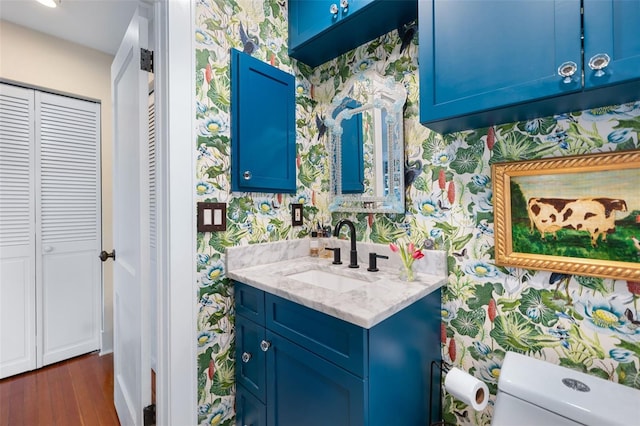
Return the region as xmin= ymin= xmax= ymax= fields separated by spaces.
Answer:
xmin=498 ymin=351 xmax=640 ymax=425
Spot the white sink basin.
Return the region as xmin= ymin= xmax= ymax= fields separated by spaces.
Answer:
xmin=285 ymin=269 xmax=369 ymax=293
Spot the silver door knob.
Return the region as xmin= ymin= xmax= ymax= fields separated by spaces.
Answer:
xmin=329 ymin=3 xmax=338 ymax=15
xmin=260 ymin=340 xmax=271 ymax=352
xmin=241 ymin=352 xmax=252 ymax=363
xmin=557 ymin=61 xmax=577 ymax=84
xmin=588 ymin=53 xmax=610 ymax=77
xmin=243 ymin=170 xmax=252 ymax=180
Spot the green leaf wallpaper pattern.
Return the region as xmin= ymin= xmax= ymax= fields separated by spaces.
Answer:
xmin=194 ymin=0 xmax=640 ymax=424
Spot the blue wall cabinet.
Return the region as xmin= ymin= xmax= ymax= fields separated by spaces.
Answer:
xmin=583 ymin=0 xmax=640 ymax=90
xmin=231 ymin=49 xmax=296 ymax=193
xmin=419 ymin=0 xmax=640 ymax=134
xmin=234 ymin=281 xmax=442 ymax=425
xmin=289 ymin=0 xmax=417 ymax=68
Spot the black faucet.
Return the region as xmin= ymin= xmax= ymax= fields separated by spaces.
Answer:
xmin=333 ymin=219 xmax=359 ymax=268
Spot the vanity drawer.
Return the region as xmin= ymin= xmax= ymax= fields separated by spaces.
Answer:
xmin=265 ymin=293 xmax=368 ymax=377
xmin=235 ymin=281 xmax=265 ymax=326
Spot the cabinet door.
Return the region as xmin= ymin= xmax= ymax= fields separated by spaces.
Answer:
xmin=0 ymin=84 xmax=36 ymax=379
xmin=236 ymin=315 xmax=267 ymax=403
xmin=288 ymin=0 xmax=337 ymax=48
xmin=230 ymin=49 xmax=296 ymax=193
xmin=236 ymin=385 xmax=266 ymax=426
xmin=420 ymin=0 xmax=581 ymax=129
xmin=266 ymin=331 xmax=366 ymax=426
xmin=289 ymin=0 xmax=374 ymax=48
xmin=583 ymin=0 xmax=640 ymax=89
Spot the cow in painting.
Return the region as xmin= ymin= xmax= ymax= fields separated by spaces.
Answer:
xmin=527 ymin=197 xmax=627 ymax=247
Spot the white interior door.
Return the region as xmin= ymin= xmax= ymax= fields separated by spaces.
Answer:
xmin=111 ymin=7 xmax=151 ymax=426
xmin=36 ymin=91 xmax=101 ymax=367
xmin=0 ymin=84 xmax=36 ymax=379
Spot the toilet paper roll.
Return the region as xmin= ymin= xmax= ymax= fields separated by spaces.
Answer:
xmin=444 ymin=367 xmax=489 ymax=411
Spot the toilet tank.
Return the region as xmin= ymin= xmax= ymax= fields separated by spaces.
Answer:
xmin=492 ymin=351 xmax=640 ymax=426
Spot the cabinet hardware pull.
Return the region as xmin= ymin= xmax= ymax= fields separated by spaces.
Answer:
xmin=557 ymin=61 xmax=577 ymax=84
xmin=340 ymin=0 xmax=349 ymax=12
xmin=241 ymin=352 xmax=252 ymax=363
xmin=329 ymin=3 xmax=338 ymax=15
xmin=260 ymin=340 xmax=271 ymax=352
xmin=588 ymin=53 xmax=610 ymax=77
xmin=242 ymin=170 xmax=252 ymax=180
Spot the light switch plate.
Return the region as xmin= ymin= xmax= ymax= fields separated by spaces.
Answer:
xmin=198 ymin=202 xmax=226 ymax=232
xmin=291 ymin=203 xmax=303 ymax=226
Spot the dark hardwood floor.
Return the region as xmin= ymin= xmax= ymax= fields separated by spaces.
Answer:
xmin=0 ymin=352 xmax=120 ymax=426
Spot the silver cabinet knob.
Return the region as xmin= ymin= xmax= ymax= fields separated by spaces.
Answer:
xmin=241 ymin=352 xmax=252 ymax=363
xmin=557 ymin=61 xmax=577 ymax=84
xmin=329 ymin=3 xmax=338 ymax=15
xmin=242 ymin=170 xmax=252 ymax=180
xmin=43 ymin=245 xmax=53 ymax=253
xmin=340 ymin=0 xmax=349 ymax=12
xmin=588 ymin=53 xmax=610 ymax=77
xmin=260 ymin=340 xmax=271 ymax=352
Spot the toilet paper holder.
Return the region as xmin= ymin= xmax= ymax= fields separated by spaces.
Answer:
xmin=429 ymin=360 xmax=489 ymax=425
xmin=429 ymin=360 xmax=453 ymax=426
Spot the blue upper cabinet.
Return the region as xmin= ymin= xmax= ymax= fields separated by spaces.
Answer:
xmin=231 ymin=49 xmax=296 ymax=193
xmin=289 ymin=0 xmax=416 ymax=68
xmin=419 ymin=0 xmax=640 ymax=134
xmin=583 ymin=0 xmax=640 ymax=90
xmin=288 ymin=0 xmax=372 ymax=48
xmin=419 ymin=0 xmax=581 ymax=133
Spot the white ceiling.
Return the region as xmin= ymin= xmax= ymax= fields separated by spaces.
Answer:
xmin=0 ymin=0 xmax=140 ymax=55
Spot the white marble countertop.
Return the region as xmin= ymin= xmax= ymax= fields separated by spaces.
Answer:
xmin=226 ymin=240 xmax=447 ymax=329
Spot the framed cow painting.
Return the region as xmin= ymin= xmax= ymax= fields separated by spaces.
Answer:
xmin=492 ymin=150 xmax=640 ymax=281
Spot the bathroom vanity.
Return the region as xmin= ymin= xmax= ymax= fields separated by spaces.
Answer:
xmin=227 ymin=240 xmax=447 ymax=426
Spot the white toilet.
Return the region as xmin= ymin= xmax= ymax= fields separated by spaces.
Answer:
xmin=492 ymin=351 xmax=640 ymax=425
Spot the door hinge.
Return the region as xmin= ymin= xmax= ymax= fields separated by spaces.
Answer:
xmin=143 ymin=404 xmax=156 ymax=426
xmin=141 ymin=48 xmax=154 ymax=73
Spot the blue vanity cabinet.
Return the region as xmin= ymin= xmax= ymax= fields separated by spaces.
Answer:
xmin=236 ymin=385 xmax=266 ymax=426
xmin=419 ymin=0 xmax=640 ymax=134
xmin=230 ymin=49 xmax=296 ymax=193
xmin=234 ymin=281 xmax=442 ymax=425
xmin=288 ymin=0 xmax=417 ymax=68
xmin=265 ymin=331 xmax=366 ymax=426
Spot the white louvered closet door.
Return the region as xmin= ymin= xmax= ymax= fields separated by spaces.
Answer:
xmin=35 ymin=92 xmax=101 ymax=366
xmin=0 ymin=84 xmax=37 ymax=378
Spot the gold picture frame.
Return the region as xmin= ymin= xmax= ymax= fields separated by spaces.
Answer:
xmin=492 ymin=150 xmax=640 ymax=281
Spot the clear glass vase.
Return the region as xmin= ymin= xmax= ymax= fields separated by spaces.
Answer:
xmin=399 ymin=264 xmax=415 ymax=282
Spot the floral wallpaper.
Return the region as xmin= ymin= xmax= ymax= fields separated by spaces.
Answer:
xmin=193 ymin=0 xmax=640 ymax=424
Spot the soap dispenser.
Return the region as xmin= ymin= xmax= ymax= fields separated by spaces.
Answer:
xmin=320 ymin=226 xmax=333 ymax=259
xmin=310 ymin=231 xmax=319 ymax=257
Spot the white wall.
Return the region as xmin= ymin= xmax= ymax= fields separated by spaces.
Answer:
xmin=0 ymin=20 xmax=115 ymax=353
